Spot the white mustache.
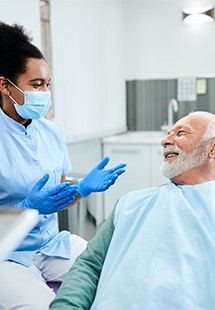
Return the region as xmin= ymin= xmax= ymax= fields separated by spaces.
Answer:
xmin=163 ymin=146 xmax=183 ymax=155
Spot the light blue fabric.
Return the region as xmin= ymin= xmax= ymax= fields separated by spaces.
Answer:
xmin=91 ymin=181 xmax=215 ymax=310
xmin=0 ymin=108 xmax=72 ymax=266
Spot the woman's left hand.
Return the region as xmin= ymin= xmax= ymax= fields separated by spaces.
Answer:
xmin=77 ymin=157 xmax=127 ymax=197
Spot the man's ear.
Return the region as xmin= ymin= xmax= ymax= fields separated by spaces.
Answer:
xmin=0 ymin=76 xmax=10 ymax=95
xmin=209 ymin=138 xmax=215 ymax=158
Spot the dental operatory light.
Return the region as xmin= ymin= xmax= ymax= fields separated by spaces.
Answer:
xmin=182 ymin=6 xmax=214 ymax=24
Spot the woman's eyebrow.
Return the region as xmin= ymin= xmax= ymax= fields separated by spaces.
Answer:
xmin=29 ymin=78 xmax=44 ymax=82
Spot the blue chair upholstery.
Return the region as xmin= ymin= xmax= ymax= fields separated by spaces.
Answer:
xmin=46 ymin=281 xmax=61 ymax=294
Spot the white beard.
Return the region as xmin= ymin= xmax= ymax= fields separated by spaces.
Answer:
xmin=160 ymin=139 xmax=209 ymax=180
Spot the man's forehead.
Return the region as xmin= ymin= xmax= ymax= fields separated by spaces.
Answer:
xmin=173 ymin=114 xmax=208 ymax=132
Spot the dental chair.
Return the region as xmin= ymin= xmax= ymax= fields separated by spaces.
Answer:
xmin=46 ymin=281 xmax=61 ymax=294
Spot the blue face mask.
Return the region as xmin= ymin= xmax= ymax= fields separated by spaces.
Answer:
xmin=7 ymin=78 xmax=52 ymax=120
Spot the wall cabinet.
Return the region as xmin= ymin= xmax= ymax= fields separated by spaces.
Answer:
xmin=102 ymin=132 xmax=168 ymax=219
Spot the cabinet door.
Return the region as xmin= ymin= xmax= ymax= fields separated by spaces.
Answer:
xmin=150 ymin=144 xmax=168 ymax=186
xmin=103 ymin=144 xmax=151 ymax=219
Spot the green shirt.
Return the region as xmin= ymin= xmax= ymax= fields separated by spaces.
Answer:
xmin=49 ymin=209 xmax=115 ymax=309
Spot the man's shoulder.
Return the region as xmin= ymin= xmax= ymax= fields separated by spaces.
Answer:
xmin=113 ymin=183 xmax=172 ymax=227
xmin=122 ymin=183 xmax=169 ymax=201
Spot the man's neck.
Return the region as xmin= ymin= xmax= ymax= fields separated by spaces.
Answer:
xmin=171 ymin=164 xmax=215 ymax=185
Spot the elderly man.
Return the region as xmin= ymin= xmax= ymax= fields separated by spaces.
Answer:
xmin=50 ymin=111 xmax=215 ymax=310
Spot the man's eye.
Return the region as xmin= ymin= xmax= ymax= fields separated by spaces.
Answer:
xmin=178 ymin=131 xmax=186 ymax=136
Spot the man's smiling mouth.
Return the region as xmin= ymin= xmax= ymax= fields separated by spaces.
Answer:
xmin=164 ymin=152 xmax=179 ymax=159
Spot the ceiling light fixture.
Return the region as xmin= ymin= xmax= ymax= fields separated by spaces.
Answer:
xmin=182 ymin=6 xmax=214 ymax=24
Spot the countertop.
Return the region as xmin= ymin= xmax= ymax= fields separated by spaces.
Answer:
xmin=102 ymin=131 xmax=165 ymax=145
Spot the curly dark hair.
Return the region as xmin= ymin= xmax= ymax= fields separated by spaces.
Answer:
xmin=0 ymin=21 xmax=44 ymax=83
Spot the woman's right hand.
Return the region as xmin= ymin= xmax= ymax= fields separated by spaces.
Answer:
xmin=16 ymin=174 xmax=79 ymax=214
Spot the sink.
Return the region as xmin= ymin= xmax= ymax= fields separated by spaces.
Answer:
xmin=161 ymin=98 xmax=178 ymax=133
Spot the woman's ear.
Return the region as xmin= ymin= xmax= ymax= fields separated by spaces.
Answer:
xmin=0 ymin=76 xmax=10 ymax=95
xmin=209 ymin=138 xmax=215 ymax=158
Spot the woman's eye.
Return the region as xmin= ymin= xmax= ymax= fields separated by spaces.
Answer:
xmin=33 ymin=84 xmax=41 ymax=89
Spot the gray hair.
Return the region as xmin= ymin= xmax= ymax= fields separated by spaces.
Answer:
xmin=188 ymin=111 xmax=215 ymax=140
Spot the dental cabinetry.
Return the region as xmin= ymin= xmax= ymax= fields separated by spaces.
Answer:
xmin=102 ymin=131 xmax=168 ymax=219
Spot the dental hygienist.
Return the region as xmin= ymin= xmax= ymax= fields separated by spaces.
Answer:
xmin=0 ymin=21 xmax=126 ymax=309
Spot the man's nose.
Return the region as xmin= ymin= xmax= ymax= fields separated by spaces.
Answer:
xmin=161 ymin=134 xmax=175 ymax=147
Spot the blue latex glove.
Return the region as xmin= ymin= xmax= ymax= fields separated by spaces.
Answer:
xmin=16 ymin=174 xmax=79 ymax=214
xmin=77 ymin=156 xmax=126 ymax=198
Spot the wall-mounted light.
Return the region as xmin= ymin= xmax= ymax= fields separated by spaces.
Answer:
xmin=182 ymin=6 xmax=214 ymax=24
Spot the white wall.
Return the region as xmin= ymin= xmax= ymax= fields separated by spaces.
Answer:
xmin=2 ymin=0 xmax=215 ymax=138
xmin=50 ymin=0 xmax=215 ymax=144
xmin=0 ymin=0 xmax=41 ymax=48
xmin=123 ymin=0 xmax=215 ymax=80
xmin=50 ymin=0 xmax=126 ymax=143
